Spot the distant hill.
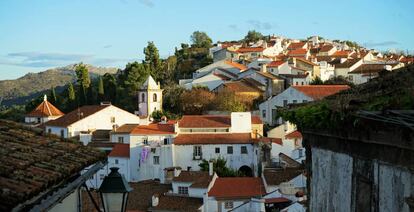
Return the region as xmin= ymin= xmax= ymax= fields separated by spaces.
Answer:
xmin=0 ymin=64 xmax=118 ymax=106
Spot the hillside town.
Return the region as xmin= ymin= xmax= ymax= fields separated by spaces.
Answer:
xmin=1 ymin=33 xmax=414 ymax=212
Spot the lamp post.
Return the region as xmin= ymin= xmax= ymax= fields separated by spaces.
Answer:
xmin=98 ymin=167 xmax=132 ymax=212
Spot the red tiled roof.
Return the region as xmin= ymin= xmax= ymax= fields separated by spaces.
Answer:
xmin=236 ymin=47 xmax=265 ymax=53
xmin=108 ymin=143 xmax=130 ymax=158
xmin=251 ymin=116 xmax=262 ymax=124
xmin=173 ymin=171 xmax=213 ymax=188
xmin=267 ymin=60 xmax=286 ymax=67
xmin=332 ymin=50 xmax=351 ymax=57
xmin=46 ymin=105 xmax=111 ymax=127
xmin=113 ymin=124 xmax=139 ymax=133
xmin=292 ymin=85 xmax=350 ymax=100
xmin=256 ymin=71 xmax=283 ymax=80
xmin=225 ymin=60 xmax=248 ymax=71
xmin=27 ymin=99 xmax=64 ymax=117
xmin=222 ymin=81 xmax=263 ymax=93
xmin=265 ymin=197 xmax=291 ymax=204
xmin=285 ymin=130 xmax=302 ymax=139
xmin=320 ymin=44 xmax=334 ymax=52
xmin=252 ymin=137 xmax=282 ymax=145
xmin=179 ymin=115 xmax=231 ymax=128
xmin=174 ymin=133 xmax=252 ymax=145
xmin=208 ymin=177 xmax=265 ymax=199
xmin=288 ymin=49 xmax=308 ymax=56
xmin=287 ymin=42 xmax=306 ymax=50
xmin=263 ymin=168 xmax=305 ymax=186
xmin=130 ymin=123 xmax=175 ymax=135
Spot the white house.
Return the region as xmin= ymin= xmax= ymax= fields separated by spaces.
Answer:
xmin=259 ymin=85 xmax=350 ymax=126
xmin=45 ymin=103 xmax=141 ymax=144
xmin=25 ymin=95 xmax=64 ymax=125
xmin=205 ymin=177 xmax=266 ymax=212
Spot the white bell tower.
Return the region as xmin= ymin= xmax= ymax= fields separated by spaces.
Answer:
xmin=138 ymin=75 xmax=163 ymax=118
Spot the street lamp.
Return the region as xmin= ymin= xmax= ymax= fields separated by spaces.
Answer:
xmin=98 ymin=167 xmax=133 ymax=212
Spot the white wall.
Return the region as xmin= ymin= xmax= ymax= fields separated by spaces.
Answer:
xmin=173 ymin=144 xmax=255 ymax=172
xmin=129 ymin=134 xmax=174 ymax=182
xmin=49 ymin=189 xmax=79 ymax=212
xmin=230 ymin=112 xmax=252 ymax=133
xmin=259 ymin=87 xmax=313 ymax=126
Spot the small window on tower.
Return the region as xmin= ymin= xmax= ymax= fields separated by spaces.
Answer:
xmin=153 ymin=93 xmax=157 ymax=102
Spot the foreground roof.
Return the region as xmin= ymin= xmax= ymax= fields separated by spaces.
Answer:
xmin=149 ymin=194 xmax=203 ymax=212
xmin=285 ymin=130 xmax=303 ymax=139
xmin=174 ymin=133 xmax=252 ymax=145
xmin=0 ymin=120 xmax=106 ymax=211
xmin=46 ymin=105 xmax=111 ymax=127
xmin=108 ymin=143 xmax=130 ymax=158
xmin=26 ymin=97 xmax=64 ymax=117
xmin=208 ymin=177 xmax=265 ymax=199
xmin=173 ymin=171 xmax=213 ymax=188
xmin=292 ymin=85 xmax=350 ymax=100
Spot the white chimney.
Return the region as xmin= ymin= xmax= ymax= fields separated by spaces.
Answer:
xmin=230 ymin=112 xmax=252 ymax=133
xmin=174 ymin=168 xmax=181 ymax=177
xmin=209 ymin=161 xmax=214 ymax=176
xmin=261 ymin=64 xmax=268 ymax=73
xmin=151 ymin=194 xmax=159 ymax=207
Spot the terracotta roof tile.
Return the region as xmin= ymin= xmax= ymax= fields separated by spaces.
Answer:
xmin=150 ymin=195 xmax=203 ymax=211
xmin=174 ymin=133 xmax=252 ymax=145
xmin=287 ymin=42 xmax=306 ymax=50
xmin=0 ymin=120 xmax=105 ymax=211
xmin=279 ymin=153 xmax=302 ymax=168
xmin=27 ymin=99 xmax=64 ymax=117
xmin=292 ymin=85 xmax=350 ymax=100
xmin=288 ymin=49 xmax=308 ymax=56
xmin=252 ymin=137 xmax=282 ymax=145
xmin=222 ymin=81 xmax=263 ymax=93
xmin=265 ymin=197 xmax=291 ymax=204
xmin=267 ymin=60 xmax=286 ymax=67
xmin=113 ymin=124 xmax=139 ymax=134
xmin=251 ymin=116 xmax=263 ymax=124
xmin=178 ymin=115 xmax=231 ymax=128
xmin=130 ymin=123 xmax=175 ymax=135
xmin=224 ymin=60 xmax=247 ymax=71
xmin=208 ymin=177 xmax=265 ymax=198
xmin=320 ymin=44 xmax=334 ymax=52
xmin=173 ymin=171 xmax=213 ymax=188
xmin=263 ymin=168 xmax=305 ymax=186
xmin=285 ymin=130 xmax=302 ymax=139
xmin=256 ymin=71 xmax=283 ymax=80
xmin=236 ymin=47 xmax=265 ymax=53
xmin=46 ymin=105 xmax=111 ymax=127
xmin=108 ymin=143 xmax=130 ymax=158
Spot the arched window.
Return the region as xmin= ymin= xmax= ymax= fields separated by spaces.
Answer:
xmin=141 ymin=93 xmax=145 ymax=102
xmin=153 ymin=93 xmax=157 ymax=102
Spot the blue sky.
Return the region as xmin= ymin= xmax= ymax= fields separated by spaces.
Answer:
xmin=0 ymin=0 xmax=413 ymax=80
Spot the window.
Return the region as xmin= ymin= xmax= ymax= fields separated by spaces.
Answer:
xmin=227 ymin=146 xmax=233 ymax=154
xmin=283 ymin=100 xmax=288 ymax=107
xmin=153 ymin=156 xmax=159 ymax=165
xmin=178 ymin=186 xmax=188 ymax=195
xmin=118 ymin=137 xmax=124 ymax=143
xmin=298 ymin=149 xmax=304 ymax=158
xmin=193 ymin=146 xmax=202 ymax=159
xmin=262 ymin=110 xmax=266 ymax=118
xmin=48 ymin=129 xmax=51 ymax=134
xmin=293 ymin=100 xmax=298 ymax=104
xmin=100 ymin=174 xmax=105 ymax=180
xmin=215 ymin=147 xmax=220 ymax=154
xmin=295 ymin=81 xmax=299 ymax=85
xmin=153 ymin=93 xmax=157 ymax=102
xmin=141 ymin=93 xmax=145 ymax=102
xmin=37 ymin=117 xmax=41 ymax=123
xmin=224 ymin=201 xmax=234 ymax=209
xmin=111 ymin=116 xmax=116 ymax=123
xmin=303 ymin=100 xmax=308 ymax=103
xmin=301 ymin=81 xmax=304 ymax=85
xmin=115 ymin=159 xmax=119 ymax=164
xmin=164 ymin=138 xmax=169 ymax=145
xmin=241 ymin=146 xmax=248 ymax=154
xmin=143 ymin=138 xmax=148 ymax=145
xmin=60 ymin=129 xmax=64 ymax=138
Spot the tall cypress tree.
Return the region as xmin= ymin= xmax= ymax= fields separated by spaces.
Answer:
xmin=66 ymin=82 xmax=76 ymax=111
xmin=49 ymin=86 xmax=57 ymax=104
xmin=97 ymin=76 xmax=105 ymax=103
xmin=75 ymin=63 xmax=90 ymax=105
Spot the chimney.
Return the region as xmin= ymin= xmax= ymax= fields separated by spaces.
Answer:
xmin=43 ymin=95 xmax=47 ymax=102
xmin=261 ymin=64 xmax=268 ymax=73
xmin=209 ymin=160 xmax=214 ymax=176
xmin=151 ymin=194 xmax=160 ymax=207
xmin=160 ymin=116 xmax=167 ymax=124
xmin=174 ymin=168 xmax=181 ymax=177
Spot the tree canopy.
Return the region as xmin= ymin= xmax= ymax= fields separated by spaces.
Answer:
xmin=190 ymin=31 xmax=213 ymax=48
xmin=244 ymin=30 xmax=264 ymax=43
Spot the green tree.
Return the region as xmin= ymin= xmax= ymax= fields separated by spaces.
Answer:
xmin=190 ymin=31 xmax=213 ymax=48
xmin=143 ymin=41 xmax=161 ymax=80
xmin=66 ymin=82 xmax=76 ymax=111
xmin=97 ymin=76 xmax=105 ymax=103
xmin=244 ymin=30 xmax=264 ymax=43
xmin=49 ymin=86 xmax=57 ymax=104
xmin=214 ymin=91 xmax=247 ymax=112
xmin=75 ymin=63 xmax=91 ymax=105
xmin=310 ymin=76 xmax=324 ymax=85
xmin=103 ymin=73 xmax=117 ymax=104
xmin=162 ymin=83 xmax=185 ymax=114
xmin=199 ymin=157 xmax=244 ymax=177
